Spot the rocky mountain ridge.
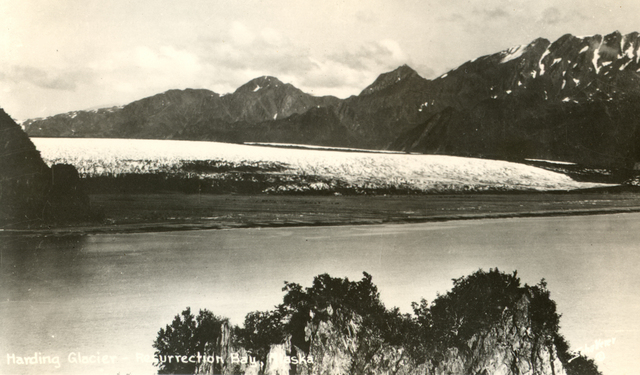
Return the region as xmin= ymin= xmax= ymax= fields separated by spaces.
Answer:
xmin=23 ymin=31 xmax=640 ymax=168
xmin=393 ymin=31 xmax=640 ymax=168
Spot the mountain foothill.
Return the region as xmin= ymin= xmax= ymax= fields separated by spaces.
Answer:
xmin=23 ymin=31 xmax=640 ymax=169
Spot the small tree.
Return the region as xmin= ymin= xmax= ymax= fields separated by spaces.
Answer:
xmin=236 ymin=308 xmax=287 ymax=365
xmin=153 ymin=307 xmax=228 ymax=374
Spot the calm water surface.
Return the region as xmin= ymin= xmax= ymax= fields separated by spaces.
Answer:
xmin=1 ymin=213 xmax=639 ymax=375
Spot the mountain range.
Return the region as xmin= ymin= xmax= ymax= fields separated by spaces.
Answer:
xmin=24 ymin=31 xmax=640 ymax=169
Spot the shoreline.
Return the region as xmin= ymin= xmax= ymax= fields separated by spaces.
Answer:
xmin=4 ymin=197 xmax=640 ymax=236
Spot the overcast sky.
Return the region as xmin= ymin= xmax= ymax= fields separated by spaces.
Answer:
xmin=2 ymin=0 xmax=639 ymax=120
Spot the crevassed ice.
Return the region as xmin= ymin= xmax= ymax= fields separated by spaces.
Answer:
xmin=31 ymin=138 xmax=613 ymax=192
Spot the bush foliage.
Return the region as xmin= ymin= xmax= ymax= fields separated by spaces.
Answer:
xmin=153 ymin=307 xmax=230 ymax=374
xmin=155 ymin=269 xmax=601 ymax=375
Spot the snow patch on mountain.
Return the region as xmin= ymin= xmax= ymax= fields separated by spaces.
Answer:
xmin=623 ymin=45 xmax=635 ymax=60
xmin=538 ymin=49 xmax=551 ymax=76
xmin=592 ymin=38 xmax=604 ymax=73
xmin=525 ymin=158 xmax=576 ymax=165
xmin=501 ymin=44 xmax=527 ymax=63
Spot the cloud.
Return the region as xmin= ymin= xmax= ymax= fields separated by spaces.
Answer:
xmin=197 ymin=23 xmax=316 ymax=76
xmin=0 ymin=65 xmax=85 ymax=91
xmin=134 ymin=46 xmax=200 ymax=74
xmin=229 ymin=22 xmax=255 ymax=45
xmin=80 ymin=45 xmax=204 ymax=96
xmin=355 ymin=10 xmax=377 ymax=24
xmin=484 ymin=8 xmax=510 ymax=19
xmin=260 ymin=28 xmax=284 ymax=46
xmin=474 ymin=7 xmax=510 ymax=20
xmin=328 ymin=39 xmax=409 ymax=71
xmin=439 ymin=13 xmax=466 ymax=22
xmin=598 ymin=44 xmax=620 ymax=58
xmin=541 ymin=7 xmax=562 ymax=25
xmin=413 ymin=63 xmax=437 ymax=79
xmin=2 ymin=20 xmax=418 ymax=119
xmin=539 ymin=6 xmax=589 ymax=26
xmin=293 ymin=39 xmax=414 ymax=96
xmin=191 ymin=23 xmax=412 ymax=97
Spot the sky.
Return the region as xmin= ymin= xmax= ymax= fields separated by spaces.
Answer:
xmin=2 ymin=0 xmax=640 ymax=120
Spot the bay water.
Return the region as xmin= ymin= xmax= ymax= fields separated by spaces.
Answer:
xmin=1 ymin=213 xmax=639 ymax=375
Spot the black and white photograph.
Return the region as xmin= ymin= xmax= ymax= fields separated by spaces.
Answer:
xmin=1 ymin=1 xmax=639 ymax=374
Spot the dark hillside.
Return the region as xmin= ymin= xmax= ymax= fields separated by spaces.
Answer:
xmin=0 ymin=108 xmax=96 ymax=227
xmin=0 ymin=108 xmax=51 ymax=225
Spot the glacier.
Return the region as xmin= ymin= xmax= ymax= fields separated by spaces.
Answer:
xmin=31 ymin=138 xmax=614 ymax=193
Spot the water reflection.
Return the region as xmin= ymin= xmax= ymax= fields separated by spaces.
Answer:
xmin=1 ymin=235 xmax=87 ymax=302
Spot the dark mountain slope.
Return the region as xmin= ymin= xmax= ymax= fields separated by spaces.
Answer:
xmin=240 ymin=106 xmax=357 ymax=147
xmin=24 ymin=78 xmax=340 ymax=141
xmin=392 ymin=94 xmax=640 ymax=167
xmin=393 ymin=31 xmax=640 ymax=168
xmin=176 ymin=106 xmax=357 ymax=147
xmin=24 ymin=88 xmax=221 ymax=138
xmin=224 ymin=76 xmax=340 ymax=123
xmin=336 ymin=65 xmax=432 ymax=148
